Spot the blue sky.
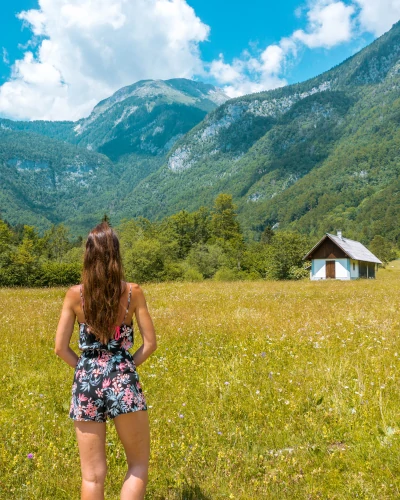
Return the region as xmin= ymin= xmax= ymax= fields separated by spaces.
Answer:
xmin=186 ymin=0 xmax=375 ymax=84
xmin=0 ymin=1 xmax=37 ymax=83
xmin=0 ymin=0 xmax=397 ymax=121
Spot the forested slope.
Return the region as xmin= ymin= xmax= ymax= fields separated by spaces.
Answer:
xmin=2 ymin=23 xmax=400 ymax=243
xmin=123 ymin=21 xmax=400 ymax=243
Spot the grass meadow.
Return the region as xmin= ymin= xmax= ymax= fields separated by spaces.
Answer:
xmin=2 ymin=263 xmax=400 ymax=499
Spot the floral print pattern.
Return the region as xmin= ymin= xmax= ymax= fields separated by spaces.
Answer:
xmin=69 ymin=322 xmax=147 ymax=422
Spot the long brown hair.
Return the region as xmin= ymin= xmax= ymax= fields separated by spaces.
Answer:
xmin=82 ymin=222 xmax=124 ymax=343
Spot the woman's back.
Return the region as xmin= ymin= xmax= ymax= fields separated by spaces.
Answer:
xmin=78 ymin=282 xmax=134 ymax=353
xmin=55 ymin=222 xmax=157 ymax=499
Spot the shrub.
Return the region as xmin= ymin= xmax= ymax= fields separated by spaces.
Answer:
xmin=237 ymin=270 xmax=263 ymax=280
xmin=287 ymin=265 xmax=310 ymax=280
xmin=183 ymin=267 xmax=204 ymax=282
xmin=162 ymin=261 xmax=185 ymax=282
xmin=39 ymin=262 xmax=82 ymax=286
xmin=213 ymin=267 xmax=239 ymax=281
xmin=186 ymin=243 xmax=225 ymax=278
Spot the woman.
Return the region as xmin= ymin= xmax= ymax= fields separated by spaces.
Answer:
xmin=55 ymin=222 xmax=157 ymax=500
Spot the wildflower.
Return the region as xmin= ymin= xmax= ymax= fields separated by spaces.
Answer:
xmin=224 ymin=381 xmax=229 ymax=385
xmin=256 ymin=390 xmax=260 ymax=394
xmin=179 ymin=414 xmax=184 ymax=418
xmin=27 ymin=453 xmax=33 ymax=459
xmin=217 ymin=431 xmax=222 ymax=435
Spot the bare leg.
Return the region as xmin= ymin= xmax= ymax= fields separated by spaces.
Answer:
xmin=74 ymin=421 xmax=107 ymax=500
xmin=114 ymin=411 xmax=150 ymax=500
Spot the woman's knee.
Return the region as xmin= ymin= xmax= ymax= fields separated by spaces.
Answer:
xmin=82 ymin=464 xmax=108 ymax=485
xmin=126 ymin=464 xmax=148 ymax=484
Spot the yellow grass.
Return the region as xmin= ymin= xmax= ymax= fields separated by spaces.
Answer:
xmin=2 ymin=263 xmax=400 ymax=499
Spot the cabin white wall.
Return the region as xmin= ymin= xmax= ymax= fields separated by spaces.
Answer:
xmin=350 ymin=259 xmax=359 ymax=279
xmin=335 ymin=259 xmax=349 ymax=279
xmin=311 ymin=259 xmax=350 ymax=280
xmin=311 ymin=259 xmax=326 ymax=279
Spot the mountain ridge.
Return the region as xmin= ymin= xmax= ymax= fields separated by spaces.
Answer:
xmin=0 ymin=79 xmax=229 ymax=231
xmin=120 ymin=21 xmax=400 ymax=241
xmin=2 ymin=23 xmax=400 ymax=242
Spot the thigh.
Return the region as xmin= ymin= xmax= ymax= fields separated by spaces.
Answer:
xmin=74 ymin=421 xmax=107 ymax=477
xmin=113 ymin=411 xmax=150 ymax=468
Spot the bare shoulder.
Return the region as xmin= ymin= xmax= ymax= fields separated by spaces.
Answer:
xmin=128 ymin=282 xmax=147 ymax=303
xmin=128 ymin=282 xmax=143 ymax=295
xmin=65 ymin=284 xmax=82 ymax=303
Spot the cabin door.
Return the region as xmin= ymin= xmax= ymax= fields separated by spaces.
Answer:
xmin=326 ymin=260 xmax=335 ymax=279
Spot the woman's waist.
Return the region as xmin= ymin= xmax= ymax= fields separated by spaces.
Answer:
xmin=80 ymin=347 xmax=133 ymax=358
xmin=76 ymin=350 xmax=136 ymax=374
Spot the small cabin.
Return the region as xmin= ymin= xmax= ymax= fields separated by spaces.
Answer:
xmin=304 ymin=232 xmax=382 ymax=280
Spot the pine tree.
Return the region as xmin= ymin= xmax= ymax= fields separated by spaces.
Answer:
xmin=101 ymin=213 xmax=111 ymax=226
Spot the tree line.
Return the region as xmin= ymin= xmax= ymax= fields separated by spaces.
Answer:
xmin=0 ymin=193 xmax=395 ymax=287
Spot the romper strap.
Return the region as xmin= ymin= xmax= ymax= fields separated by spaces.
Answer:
xmin=80 ymin=285 xmax=86 ymax=321
xmin=122 ymin=284 xmax=132 ymax=323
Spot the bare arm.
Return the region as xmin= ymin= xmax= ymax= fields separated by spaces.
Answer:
xmin=54 ymin=288 xmax=79 ymax=368
xmin=131 ymin=285 xmax=157 ymax=367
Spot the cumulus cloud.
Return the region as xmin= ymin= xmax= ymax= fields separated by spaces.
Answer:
xmin=209 ymin=42 xmax=294 ymax=98
xmin=210 ymin=1 xmax=354 ymax=97
xmin=2 ymin=0 xmax=400 ymax=119
xmin=293 ymin=1 xmax=355 ymax=48
xmin=354 ymin=0 xmax=400 ymax=36
xmin=0 ymin=0 xmax=209 ymax=120
xmin=209 ymin=0 xmax=400 ymax=98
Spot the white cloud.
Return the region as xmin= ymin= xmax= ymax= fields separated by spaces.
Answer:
xmin=0 ymin=0 xmax=209 ymax=120
xmin=293 ymin=1 xmax=355 ymax=48
xmin=354 ymin=0 xmax=400 ymax=36
xmin=210 ymin=1 xmax=354 ymax=97
xmin=209 ymin=45 xmax=291 ymax=98
xmin=2 ymin=0 xmax=400 ymax=119
xmin=210 ymin=0 xmax=400 ymax=97
xmin=209 ymin=0 xmax=399 ymax=98
xmin=2 ymin=48 xmax=9 ymax=65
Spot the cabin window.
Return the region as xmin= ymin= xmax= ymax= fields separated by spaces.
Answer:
xmin=353 ymin=262 xmax=355 ymax=271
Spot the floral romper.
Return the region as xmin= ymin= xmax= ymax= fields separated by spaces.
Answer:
xmin=69 ymin=285 xmax=147 ymax=422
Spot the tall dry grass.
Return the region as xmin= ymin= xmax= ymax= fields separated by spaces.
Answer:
xmin=2 ymin=263 xmax=400 ymax=498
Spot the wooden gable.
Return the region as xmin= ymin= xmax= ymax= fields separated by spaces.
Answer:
xmin=307 ymin=236 xmax=348 ymax=260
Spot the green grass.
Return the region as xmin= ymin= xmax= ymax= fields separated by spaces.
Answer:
xmin=2 ymin=265 xmax=400 ymax=498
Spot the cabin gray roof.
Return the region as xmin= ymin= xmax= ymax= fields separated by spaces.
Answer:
xmin=304 ymin=233 xmax=382 ymax=264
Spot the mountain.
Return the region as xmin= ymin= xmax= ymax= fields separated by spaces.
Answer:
xmin=0 ymin=79 xmax=228 ymax=161
xmin=73 ymin=79 xmax=228 ymax=160
xmin=0 ymin=129 xmax=117 ymax=231
xmin=0 ymin=79 xmax=228 ymax=231
xmin=2 ymin=22 xmax=400 ymax=242
xmin=121 ymin=21 xmax=400 ymax=242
